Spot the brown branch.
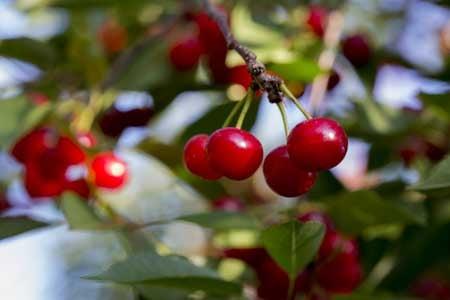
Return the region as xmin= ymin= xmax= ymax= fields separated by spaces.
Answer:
xmin=202 ymin=0 xmax=284 ymax=103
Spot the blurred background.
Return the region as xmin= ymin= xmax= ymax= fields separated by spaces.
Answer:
xmin=0 ymin=0 xmax=449 ymax=299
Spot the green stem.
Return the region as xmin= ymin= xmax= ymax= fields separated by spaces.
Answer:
xmin=223 ymin=98 xmax=245 ymax=127
xmin=236 ymin=91 xmax=253 ymax=129
xmin=277 ymin=102 xmax=289 ymax=138
xmin=281 ymin=84 xmax=312 ymax=120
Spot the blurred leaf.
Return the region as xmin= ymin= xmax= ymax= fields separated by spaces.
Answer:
xmin=51 ymin=0 xmax=144 ymax=8
xmin=380 ymin=222 xmax=450 ymax=291
xmin=308 ymin=171 xmax=345 ymax=199
xmin=420 ymin=92 xmax=450 ymax=119
xmin=324 ymin=190 xmax=425 ymax=235
xmin=0 ymin=38 xmax=57 ymax=68
xmin=178 ymin=211 xmax=262 ymax=230
xmin=87 ymin=252 xmax=242 ymax=296
xmin=412 ymin=155 xmax=450 ymax=197
xmin=0 ymin=217 xmax=48 ymax=240
xmin=261 ymin=221 xmax=325 ymax=279
xmin=0 ymin=96 xmax=50 ymax=149
xmin=138 ymin=138 xmax=183 ymax=168
xmin=60 ymin=193 xmax=104 ymax=230
xmin=136 ymin=285 xmax=187 ymax=300
xmin=269 ymin=58 xmax=321 ymax=82
xmin=180 ymin=100 xmax=260 ymax=143
xmin=368 ymin=143 xmax=393 ymax=170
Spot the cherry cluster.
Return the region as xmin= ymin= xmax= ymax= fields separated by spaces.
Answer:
xmin=169 ymin=9 xmax=252 ymax=89
xmin=10 ymin=127 xmax=128 ymax=199
xmin=184 ymin=117 xmax=347 ymax=197
xmin=223 ymin=212 xmax=362 ymax=300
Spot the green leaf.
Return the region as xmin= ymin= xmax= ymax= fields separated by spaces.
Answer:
xmin=420 ymin=92 xmax=450 ymax=119
xmin=412 ymin=155 xmax=450 ymax=196
xmin=261 ymin=221 xmax=325 ymax=279
xmin=325 ymin=190 xmax=425 ymax=235
xmin=0 ymin=217 xmax=48 ymax=240
xmin=51 ymin=0 xmax=144 ymax=8
xmin=269 ymin=58 xmax=321 ymax=82
xmin=308 ymin=171 xmax=345 ymax=199
xmin=60 ymin=193 xmax=105 ymax=230
xmin=0 ymin=38 xmax=57 ymax=68
xmin=334 ymin=294 xmax=417 ymax=300
xmin=135 ymin=285 xmax=187 ymax=300
xmin=178 ymin=211 xmax=262 ymax=230
xmin=87 ymin=252 xmax=241 ymax=296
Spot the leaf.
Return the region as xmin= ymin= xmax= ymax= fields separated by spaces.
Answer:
xmin=51 ymin=0 xmax=144 ymax=8
xmin=0 ymin=38 xmax=57 ymax=68
xmin=420 ymin=92 xmax=450 ymax=119
xmin=308 ymin=171 xmax=344 ymax=199
xmin=0 ymin=96 xmax=34 ymax=148
xmin=269 ymin=58 xmax=321 ymax=82
xmin=60 ymin=193 xmax=105 ymax=230
xmin=178 ymin=211 xmax=262 ymax=230
xmin=0 ymin=217 xmax=48 ymax=240
xmin=135 ymin=285 xmax=187 ymax=300
xmin=87 ymin=252 xmax=241 ymax=296
xmin=334 ymin=294 xmax=417 ymax=300
xmin=261 ymin=221 xmax=325 ymax=279
xmin=412 ymin=155 xmax=450 ymax=196
xmin=324 ymin=190 xmax=425 ymax=235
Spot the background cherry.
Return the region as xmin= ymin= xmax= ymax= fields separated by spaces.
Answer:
xmin=183 ymin=134 xmax=222 ymax=180
xmin=342 ymin=34 xmax=372 ymax=68
xmin=306 ymin=5 xmax=328 ymax=37
xmin=287 ymin=117 xmax=348 ymax=171
xmin=169 ymin=36 xmax=203 ymax=71
xmin=97 ymin=19 xmax=128 ymax=54
xmin=212 ymin=196 xmax=245 ymax=212
xmin=90 ymin=152 xmax=128 ymax=189
xmin=207 ymin=127 xmax=263 ymax=180
xmin=263 ymin=146 xmax=317 ymax=197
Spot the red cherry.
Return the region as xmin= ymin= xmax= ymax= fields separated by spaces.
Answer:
xmin=222 ymin=247 xmax=268 ymax=268
xmin=11 ymin=128 xmax=53 ymax=164
xmin=207 ymin=128 xmax=263 ymax=180
xmin=263 ymin=146 xmax=317 ymax=197
xmin=212 ymin=196 xmax=244 ymax=212
xmin=306 ymin=5 xmax=328 ymax=37
xmin=64 ymin=179 xmax=90 ymax=199
xmin=183 ymin=134 xmax=222 ymax=180
xmin=318 ymin=231 xmax=359 ymax=260
xmin=424 ymin=141 xmax=448 ymax=162
xmin=98 ymin=19 xmax=128 ymax=54
xmin=257 ymin=258 xmax=290 ymax=300
xmin=298 ymin=211 xmax=335 ymax=231
xmin=327 ymin=70 xmax=340 ymax=91
xmin=228 ymin=64 xmax=252 ymax=89
xmin=169 ymin=37 xmax=203 ymax=71
xmin=315 ymin=251 xmax=362 ymax=294
xmin=76 ymin=132 xmax=97 ymax=148
xmin=287 ymin=118 xmax=348 ymax=171
xmin=342 ymin=34 xmax=372 ymax=68
xmin=28 ymin=92 xmax=49 ymax=105
xmin=24 ymin=162 xmax=65 ymax=198
xmin=91 ymin=152 xmax=128 ymax=189
xmin=99 ymin=104 xmax=153 ymax=138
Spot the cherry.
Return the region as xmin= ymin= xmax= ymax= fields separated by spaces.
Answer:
xmin=411 ymin=276 xmax=450 ymax=300
xmin=287 ymin=117 xmax=348 ymax=171
xmin=97 ymin=19 xmax=128 ymax=54
xmin=28 ymin=92 xmax=49 ymax=105
xmin=317 ymin=230 xmax=358 ymax=260
xmin=99 ymin=103 xmax=153 ymax=138
xmin=212 ymin=196 xmax=245 ymax=212
xmin=228 ymin=64 xmax=252 ymax=89
xmin=76 ymin=132 xmax=97 ymax=148
xmin=342 ymin=34 xmax=372 ymax=68
xmin=263 ymin=146 xmax=317 ymax=197
xmin=0 ymin=194 xmax=11 ymax=213
xmin=11 ymin=127 xmax=53 ymax=164
xmin=306 ymin=5 xmax=328 ymax=37
xmin=90 ymin=152 xmax=128 ymax=189
xmin=222 ymin=247 xmax=268 ymax=268
xmin=64 ymin=179 xmax=91 ymax=199
xmin=207 ymin=128 xmax=263 ymax=180
xmin=298 ymin=211 xmax=335 ymax=231
xmin=326 ymin=70 xmax=340 ymax=91
xmin=169 ymin=37 xmax=203 ymax=71
xmin=183 ymin=134 xmax=222 ymax=180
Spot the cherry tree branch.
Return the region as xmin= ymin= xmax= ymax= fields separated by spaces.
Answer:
xmin=202 ymin=0 xmax=284 ymax=103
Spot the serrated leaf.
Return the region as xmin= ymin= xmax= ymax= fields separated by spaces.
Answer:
xmin=412 ymin=155 xmax=450 ymax=196
xmin=261 ymin=221 xmax=325 ymax=279
xmin=0 ymin=217 xmax=48 ymax=240
xmin=324 ymin=190 xmax=425 ymax=235
xmin=178 ymin=211 xmax=262 ymax=230
xmin=60 ymin=193 xmax=104 ymax=230
xmin=87 ymin=252 xmax=241 ymax=296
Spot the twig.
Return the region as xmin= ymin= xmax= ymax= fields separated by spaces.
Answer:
xmin=202 ymin=0 xmax=284 ymax=103
xmin=309 ymin=11 xmax=345 ymax=114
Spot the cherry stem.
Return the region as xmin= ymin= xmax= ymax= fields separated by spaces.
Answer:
xmin=236 ymin=91 xmax=253 ymax=129
xmin=281 ymin=84 xmax=312 ymax=120
xmin=277 ymin=102 xmax=289 ymax=138
xmin=223 ymin=98 xmax=245 ymax=127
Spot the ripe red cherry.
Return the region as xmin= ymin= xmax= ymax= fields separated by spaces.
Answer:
xmin=342 ymin=34 xmax=371 ymax=68
xmin=183 ymin=134 xmax=222 ymax=180
xmin=222 ymin=247 xmax=268 ymax=268
xmin=90 ymin=152 xmax=128 ymax=189
xmin=263 ymin=146 xmax=317 ymax=197
xmin=64 ymin=179 xmax=91 ymax=199
xmin=207 ymin=128 xmax=263 ymax=180
xmin=212 ymin=196 xmax=244 ymax=212
xmin=169 ymin=37 xmax=203 ymax=71
xmin=318 ymin=231 xmax=359 ymax=260
xmin=97 ymin=19 xmax=128 ymax=54
xmin=11 ymin=127 xmax=53 ymax=164
xmin=298 ymin=211 xmax=335 ymax=231
xmin=287 ymin=118 xmax=348 ymax=171
xmin=228 ymin=65 xmax=252 ymax=89
xmin=306 ymin=5 xmax=328 ymax=37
